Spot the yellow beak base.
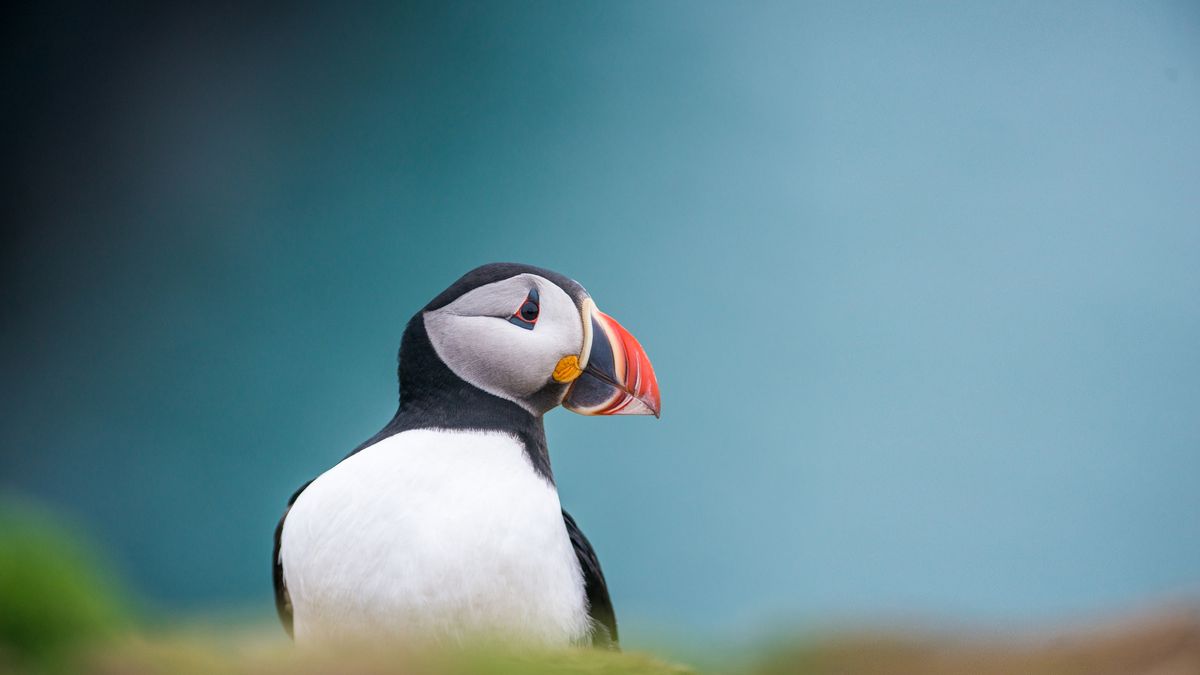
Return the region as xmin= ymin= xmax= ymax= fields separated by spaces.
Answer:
xmin=552 ymin=355 xmax=584 ymax=383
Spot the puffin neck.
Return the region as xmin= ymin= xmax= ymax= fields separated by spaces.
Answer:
xmin=346 ymin=315 xmax=554 ymax=483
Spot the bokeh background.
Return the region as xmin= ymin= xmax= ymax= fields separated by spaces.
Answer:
xmin=3 ymin=0 xmax=1199 ymax=655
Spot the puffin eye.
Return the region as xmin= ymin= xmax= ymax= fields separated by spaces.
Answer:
xmin=507 ymin=288 xmax=540 ymax=330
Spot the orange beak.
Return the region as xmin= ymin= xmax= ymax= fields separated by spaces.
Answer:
xmin=562 ymin=303 xmax=661 ymax=417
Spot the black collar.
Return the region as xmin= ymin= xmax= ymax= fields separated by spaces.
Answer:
xmin=346 ymin=311 xmax=554 ymax=483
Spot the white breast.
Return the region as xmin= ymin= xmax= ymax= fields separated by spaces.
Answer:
xmin=280 ymin=429 xmax=590 ymax=645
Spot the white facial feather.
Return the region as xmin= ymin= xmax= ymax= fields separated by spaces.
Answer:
xmin=280 ymin=429 xmax=591 ymax=645
xmin=423 ymin=274 xmax=584 ymax=413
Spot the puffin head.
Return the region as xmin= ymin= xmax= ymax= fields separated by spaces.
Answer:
xmin=409 ymin=263 xmax=660 ymax=419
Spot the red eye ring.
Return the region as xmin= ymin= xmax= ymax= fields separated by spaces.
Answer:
xmin=508 ymin=288 xmax=540 ymax=330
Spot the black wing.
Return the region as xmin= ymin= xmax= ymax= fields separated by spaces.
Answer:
xmin=272 ymin=480 xmax=312 ymax=638
xmin=562 ymin=509 xmax=618 ymax=649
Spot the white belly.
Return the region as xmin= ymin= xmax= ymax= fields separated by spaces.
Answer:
xmin=280 ymin=429 xmax=589 ymax=645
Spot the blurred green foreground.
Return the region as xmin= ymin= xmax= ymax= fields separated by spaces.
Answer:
xmin=2 ymin=500 xmax=1197 ymax=675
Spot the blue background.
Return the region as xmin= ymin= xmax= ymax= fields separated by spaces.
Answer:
xmin=3 ymin=1 xmax=1198 ymax=644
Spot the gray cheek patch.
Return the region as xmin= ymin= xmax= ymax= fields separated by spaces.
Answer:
xmin=422 ymin=275 xmax=584 ymax=414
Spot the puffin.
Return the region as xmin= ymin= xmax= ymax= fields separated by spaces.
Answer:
xmin=272 ymin=263 xmax=660 ymax=648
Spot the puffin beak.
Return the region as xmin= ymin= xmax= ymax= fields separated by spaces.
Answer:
xmin=560 ymin=300 xmax=661 ymax=417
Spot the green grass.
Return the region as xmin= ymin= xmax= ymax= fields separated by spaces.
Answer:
xmin=0 ymin=499 xmax=129 ymax=671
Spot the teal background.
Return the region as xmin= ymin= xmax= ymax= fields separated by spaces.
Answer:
xmin=3 ymin=1 xmax=1199 ymax=644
